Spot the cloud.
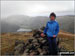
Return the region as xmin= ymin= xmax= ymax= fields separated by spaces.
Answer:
xmin=1 ymin=1 xmax=74 ymax=18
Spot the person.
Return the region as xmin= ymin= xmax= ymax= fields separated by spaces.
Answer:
xmin=41 ymin=12 xmax=59 ymax=55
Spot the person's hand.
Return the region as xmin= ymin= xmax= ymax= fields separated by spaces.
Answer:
xmin=53 ymin=35 xmax=56 ymax=38
xmin=41 ymin=33 xmax=45 ymax=37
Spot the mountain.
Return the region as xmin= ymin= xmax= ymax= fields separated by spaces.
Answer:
xmin=56 ymin=15 xmax=74 ymax=33
xmin=3 ymin=15 xmax=49 ymax=29
xmin=3 ymin=15 xmax=30 ymax=26
xmin=1 ymin=20 xmax=20 ymax=33
xmin=30 ymin=16 xmax=49 ymax=29
xmin=1 ymin=15 xmax=74 ymax=33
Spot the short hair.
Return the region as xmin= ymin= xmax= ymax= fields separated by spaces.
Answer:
xmin=49 ymin=12 xmax=56 ymax=18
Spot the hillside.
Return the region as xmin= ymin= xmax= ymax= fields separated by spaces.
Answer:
xmin=0 ymin=30 xmax=74 ymax=55
xmin=1 ymin=20 xmax=20 ymax=33
xmin=56 ymin=15 xmax=74 ymax=33
xmin=1 ymin=15 xmax=74 ymax=33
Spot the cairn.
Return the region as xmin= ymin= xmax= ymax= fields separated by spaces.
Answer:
xmin=14 ymin=30 xmax=60 ymax=55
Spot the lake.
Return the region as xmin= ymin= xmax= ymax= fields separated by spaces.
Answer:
xmin=17 ymin=28 xmax=32 ymax=32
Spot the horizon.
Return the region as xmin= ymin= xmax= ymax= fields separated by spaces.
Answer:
xmin=1 ymin=14 xmax=75 ymax=20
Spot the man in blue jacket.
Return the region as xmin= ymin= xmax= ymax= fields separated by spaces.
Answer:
xmin=41 ymin=12 xmax=59 ymax=55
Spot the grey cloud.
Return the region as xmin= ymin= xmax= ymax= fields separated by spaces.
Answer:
xmin=1 ymin=1 xmax=74 ymax=18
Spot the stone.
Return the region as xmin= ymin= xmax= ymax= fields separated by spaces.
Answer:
xmin=14 ymin=41 xmax=25 ymax=55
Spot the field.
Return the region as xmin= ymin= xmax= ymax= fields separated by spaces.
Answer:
xmin=58 ymin=30 xmax=74 ymax=51
xmin=0 ymin=31 xmax=75 ymax=55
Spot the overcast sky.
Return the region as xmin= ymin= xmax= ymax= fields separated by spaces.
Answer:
xmin=1 ymin=1 xmax=74 ymax=18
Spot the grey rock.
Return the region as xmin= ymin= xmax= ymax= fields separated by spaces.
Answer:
xmin=14 ymin=41 xmax=25 ymax=55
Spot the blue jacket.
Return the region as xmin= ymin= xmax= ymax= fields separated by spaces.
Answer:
xmin=43 ymin=20 xmax=59 ymax=37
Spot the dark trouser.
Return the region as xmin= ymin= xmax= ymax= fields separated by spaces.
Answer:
xmin=47 ymin=37 xmax=58 ymax=55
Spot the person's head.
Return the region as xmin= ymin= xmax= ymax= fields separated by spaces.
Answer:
xmin=49 ymin=12 xmax=56 ymax=21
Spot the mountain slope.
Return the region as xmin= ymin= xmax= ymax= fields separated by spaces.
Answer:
xmin=1 ymin=20 xmax=20 ymax=33
xmin=56 ymin=15 xmax=74 ymax=33
xmin=1 ymin=15 xmax=74 ymax=33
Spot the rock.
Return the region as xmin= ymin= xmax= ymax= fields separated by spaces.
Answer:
xmin=25 ymin=39 xmax=33 ymax=46
xmin=37 ymin=38 xmax=44 ymax=42
xmin=41 ymin=40 xmax=47 ymax=44
xmin=33 ymin=42 xmax=40 ymax=48
xmin=40 ymin=26 xmax=45 ymax=31
xmin=32 ymin=39 xmax=38 ymax=43
xmin=24 ymin=49 xmax=30 ymax=53
xmin=28 ymin=39 xmax=33 ymax=43
xmin=33 ymin=30 xmax=41 ymax=38
xmin=15 ymin=40 xmax=25 ymax=46
xmin=37 ymin=48 xmax=42 ymax=53
xmin=29 ymin=50 xmax=40 ymax=55
xmin=40 ymin=50 xmax=48 ymax=55
xmin=14 ymin=40 xmax=25 ymax=55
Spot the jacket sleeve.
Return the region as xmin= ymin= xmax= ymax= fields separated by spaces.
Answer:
xmin=43 ymin=22 xmax=48 ymax=34
xmin=55 ymin=23 xmax=59 ymax=36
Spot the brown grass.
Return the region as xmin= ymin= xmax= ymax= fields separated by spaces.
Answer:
xmin=0 ymin=32 xmax=33 ymax=55
xmin=58 ymin=31 xmax=74 ymax=51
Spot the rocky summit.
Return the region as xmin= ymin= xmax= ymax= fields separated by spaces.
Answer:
xmin=13 ymin=31 xmax=61 ymax=56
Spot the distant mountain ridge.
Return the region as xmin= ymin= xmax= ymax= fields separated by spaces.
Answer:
xmin=1 ymin=15 xmax=74 ymax=33
xmin=1 ymin=20 xmax=20 ymax=33
xmin=56 ymin=15 xmax=74 ymax=33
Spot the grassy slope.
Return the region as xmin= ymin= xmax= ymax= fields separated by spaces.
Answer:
xmin=0 ymin=32 xmax=33 ymax=55
xmin=0 ymin=31 xmax=75 ymax=55
xmin=58 ymin=30 xmax=74 ymax=51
